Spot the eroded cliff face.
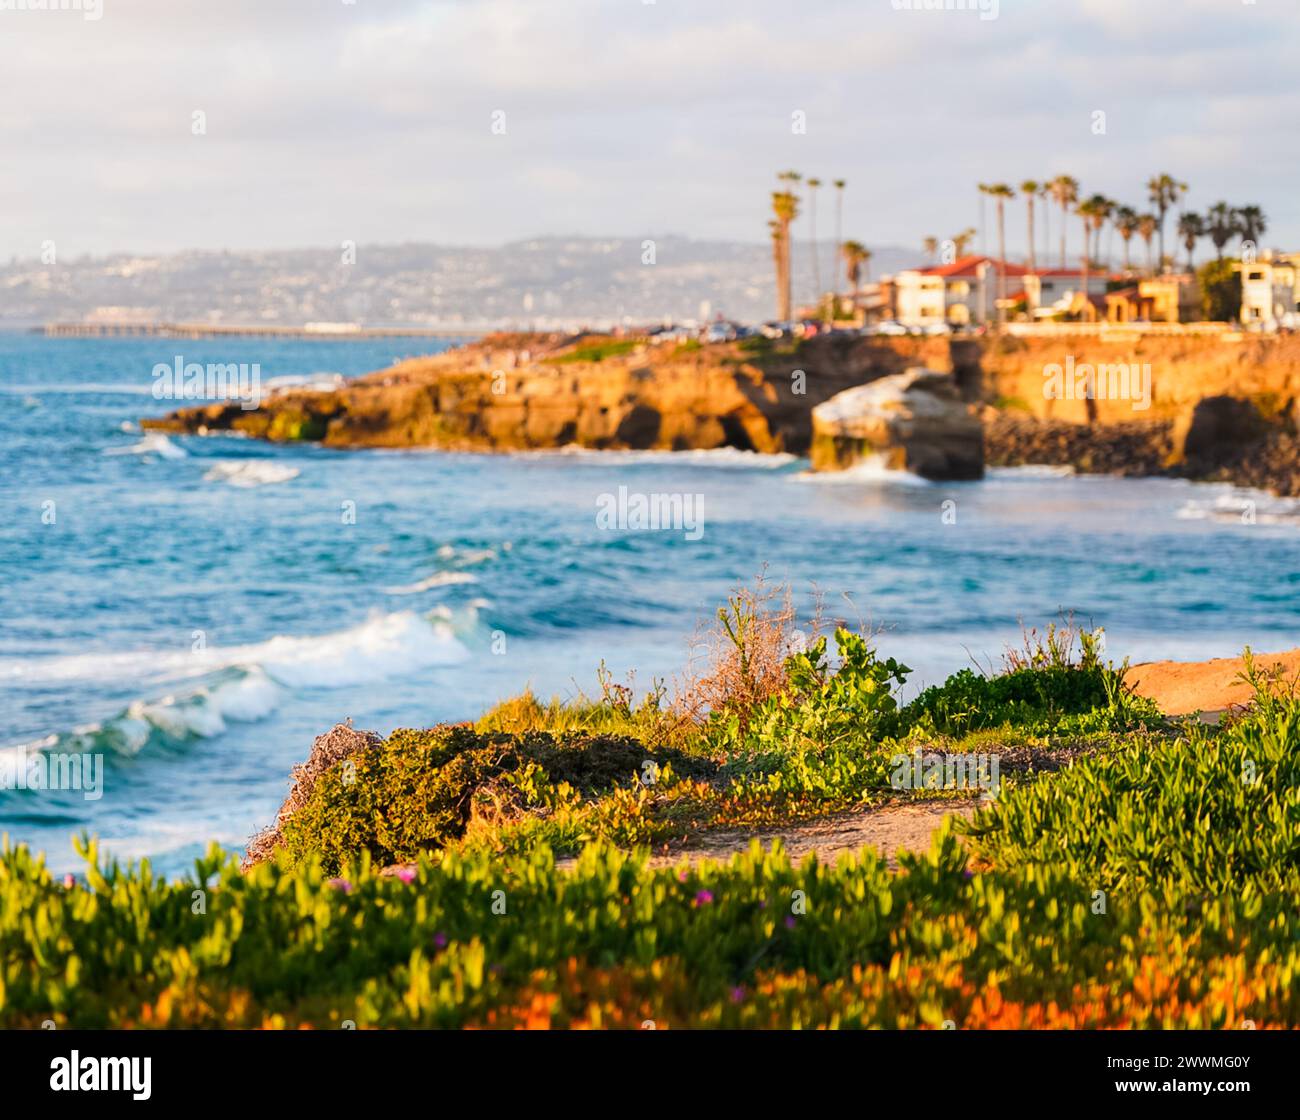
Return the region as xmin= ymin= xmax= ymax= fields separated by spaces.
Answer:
xmin=141 ymin=330 xmax=1300 ymax=494
xmin=981 ymin=334 xmax=1300 ymax=430
xmin=980 ymin=334 xmax=1300 ymax=494
xmin=143 ymin=333 xmax=954 ymax=454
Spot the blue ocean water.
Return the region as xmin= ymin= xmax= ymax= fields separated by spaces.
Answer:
xmin=2 ymin=333 xmax=1298 ymax=875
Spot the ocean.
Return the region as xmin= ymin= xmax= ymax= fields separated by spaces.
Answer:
xmin=3 ymin=333 xmax=1298 ymax=875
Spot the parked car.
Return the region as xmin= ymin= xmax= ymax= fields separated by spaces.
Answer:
xmin=759 ymin=321 xmax=792 ymax=339
xmin=923 ymin=322 xmax=952 ymax=337
xmin=703 ymin=322 xmax=737 ymax=344
xmin=873 ymin=320 xmax=910 ymax=336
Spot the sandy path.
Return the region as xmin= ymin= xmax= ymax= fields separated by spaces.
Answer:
xmin=555 ymin=801 xmax=979 ymax=873
xmin=1126 ymin=648 xmax=1300 ymax=716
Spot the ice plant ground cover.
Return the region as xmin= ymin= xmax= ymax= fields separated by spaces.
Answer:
xmin=1 ymin=608 xmax=1296 ymax=1029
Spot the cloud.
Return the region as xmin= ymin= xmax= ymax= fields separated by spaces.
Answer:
xmin=0 ymin=0 xmax=1297 ymax=258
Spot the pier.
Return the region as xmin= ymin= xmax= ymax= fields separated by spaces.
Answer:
xmin=40 ymin=322 xmax=493 ymax=340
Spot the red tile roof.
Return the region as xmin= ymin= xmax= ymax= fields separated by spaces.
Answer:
xmin=917 ymin=255 xmax=1032 ymax=279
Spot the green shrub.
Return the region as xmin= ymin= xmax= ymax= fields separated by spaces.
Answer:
xmin=279 ymin=725 xmax=717 ymax=874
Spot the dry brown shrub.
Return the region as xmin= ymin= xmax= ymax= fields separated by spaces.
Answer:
xmin=675 ymin=576 xmax=822 ymax=734
xmin=242 ymin=721 xmax=380 ymax=869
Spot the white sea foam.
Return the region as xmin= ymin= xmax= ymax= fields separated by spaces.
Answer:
xmin=794 ymin=453 xmax=932 ymax=486
xmin=1175 ymin=488 xmax=1300 ymax=526
xmin=0 ymin=613 xmax=468 ymax=758
xmin=103 ymin=432 xmax=188 ymax=460
xmin=203 ymin=460 xmax=301 ymax=487
xmin=384 ymin=571 xmax=479 ymax=595
xmin=435 ymin=544 xmax=497 ymax=566
xmin=514 ymin=447 xmax=798 ymax=469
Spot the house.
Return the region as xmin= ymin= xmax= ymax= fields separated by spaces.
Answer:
xmin=1023 ymin=269 xmax=1110 ymax=317
xmin=893 ymin=256 xmax=1030 ymax=326
xmin=1106 ymin=276 xmax=1199 ymax=323
xmin=893 ymin=257 xmax=1118 ymax=326
xmin=1236 ymin=254 xmax=1300 ymax=326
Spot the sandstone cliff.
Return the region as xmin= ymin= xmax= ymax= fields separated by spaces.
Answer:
xmin=144 ymin=333 xmax=956 ymax=455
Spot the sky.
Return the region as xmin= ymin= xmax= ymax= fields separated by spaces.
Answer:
xmin=2 ymin=0 xmax=1297 ymax=261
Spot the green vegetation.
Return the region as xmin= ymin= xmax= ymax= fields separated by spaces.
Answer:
xmin=1198 ymin=257 xmax=1242 ymax=323
xmin=543 ymin=337 xmax=641 ymax=364
xmin=3 ymin=596 xmax=1295 ymax=1029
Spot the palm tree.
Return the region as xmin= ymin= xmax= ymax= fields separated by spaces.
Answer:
xmin=1076 ymin=200 xmax=1096 ymax=319
xmin=1137 ymin=213 xmax=1158 ymax=275
xmin=953 ymin=228 xmax=977 ymax=257
xmin=1146 ymin=174 xmax=1185 ymax=274
xmin=1237 ymin=204 xmax=1267 ymax=250
xmin=1114 ymin=206 xmax=1138 ymax=272
xmin=770 ymin=189 xmax=800 ymax=321
xmin=1021 ymin=180 xmax=1039 ymax=272
xmin=806 ymin=177 xmax=823 ymax=312
xmin=832 ymin=179 xmax=846 ymax=309
xmin=841 ymin=240 xmax=870 ymax=316
xmin=1083 ymin=194 xmax=1112 ymax=266
xmin=923 ymin=236 xmax=939 ymax=262
xmin=1048 ymin=175 xmax=1079 ymax=268
xmin=977 ymin=183 xmax=989 ymax=256
xmin=1038 ymin=182 xmax=1052 ymax=268
xmin=1204 ymin=202 xmax=1240 ymax=260
xmin=985 ymin=184 xmax=1016 ymax=327
xmin=1177 ymin=212 xmax=1204 ymax=274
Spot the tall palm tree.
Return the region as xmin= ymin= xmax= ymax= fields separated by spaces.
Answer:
xmin=1146 ymin=174 xmax=1184 ymax=274
xmin=977 ymin=183 xmax=990 ymax=256
xmin=1020 ymin=180 xmax=1039 ymax=272
xmin=841 ymin=240 xmax=870 ymax=315
xmin=1048 ymin=175 xmax=1079 ymax=268
xmin=953 ymin=228 xmax=977 ymax=257
xmin=1038 ymin=182 xmax=1052 ymax=268
xmin=1178 ymin=212 xmax=1204 ymax=274
xmin=986 ymin=183 xmax=1016 ymax=327
xmin=1205 ymin=202 xmax=1241 ymax=260
xmin=832 ymin=179 xmax=846 ymax=309
xmin=1083 ymin=194 xmax=1112 ymax=265
xmin=1114 ymin=206 xmax=1138 ymax=272
xmin=1237 ymin=204 xmax=1267 ymax=250
xmin=923 ymin=236 xmax=939 ymax=262
xmin=806 ymin=177 xmax=823 ymax=311
xmin=770 ymin=189 xmax=800 ymax=321
xmin=1137 ymin=213 xmax=1158 ymax=275
xmin=1076 ymin=200 xmax=1097 ymax=319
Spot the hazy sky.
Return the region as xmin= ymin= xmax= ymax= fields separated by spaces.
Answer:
xmin=3 ymin=0 xmax=1296 ymax=260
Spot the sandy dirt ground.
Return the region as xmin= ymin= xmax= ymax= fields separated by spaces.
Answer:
xmin=554 ymin=801 xmax=980 ymax=873
xmin=1125 ymin=648 xmax=1300 ymax=716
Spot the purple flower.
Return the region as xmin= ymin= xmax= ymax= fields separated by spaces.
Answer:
xmin=693 ymin=889 xmax=714 ymax=906
xmin=784 ymin=916 xmax=797 ymax=930
xmin=963 ymin=869 xmax=975 ymax=880
xmin=433 ymin=932 xmax=448 ymax=949
xmin=328 ymin=877 xmax=353 ymax=894
xmin=395 ymin=866 xmax=416 ymax=884
xmin=730 ymin=986 xmax=746 ymax=1003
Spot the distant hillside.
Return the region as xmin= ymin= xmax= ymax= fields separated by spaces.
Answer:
xmin=0 ymin=237 xmax=920 ymax=329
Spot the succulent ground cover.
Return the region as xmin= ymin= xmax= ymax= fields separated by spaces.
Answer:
xmin=2 ymin=597 xmax=1294 ymax=1029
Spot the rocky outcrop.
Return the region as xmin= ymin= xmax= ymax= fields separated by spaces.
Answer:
xmin=810 ymin=368 xmax=984 ymax=480
xmin=144 ymin=333 xmax=954 ymax=456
